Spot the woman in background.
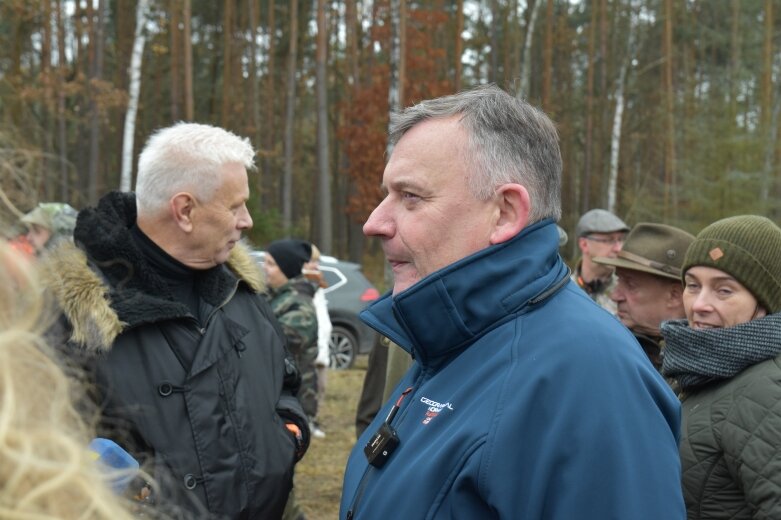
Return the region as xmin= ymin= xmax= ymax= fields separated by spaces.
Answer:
xmin=662 ymin=215 xmax=781 ymax=519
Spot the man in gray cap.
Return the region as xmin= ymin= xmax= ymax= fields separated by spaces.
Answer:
xmin=571 ymin=209 xmax=629 ymax=314
xmin=593 ymin=223 xmax=695 ymax=370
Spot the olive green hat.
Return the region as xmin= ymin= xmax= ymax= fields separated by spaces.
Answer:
xmin=682 ymin=215 xmax=781 ymax=313
xmin=593 ymin=223 xmax=695 ymax=280
xmin=21 ymin=202 xmax=77 ymax=235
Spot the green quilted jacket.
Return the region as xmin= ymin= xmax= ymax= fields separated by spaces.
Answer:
xmin=679 ymin=353 xmax=781 ymax=519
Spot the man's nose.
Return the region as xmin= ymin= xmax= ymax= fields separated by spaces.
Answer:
xmin=238 ymin=205 xmax=253 ymax=230
xmin=363 ymin=198 xmax=394 ymax=238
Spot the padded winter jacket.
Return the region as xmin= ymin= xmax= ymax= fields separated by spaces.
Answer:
xmin=679 ymin=353 xmax=781 ymax=519
xmin=340 ymin=219 xmax=685 ymax=520
xmin=42 ymin=192 xmax=308 ymax=519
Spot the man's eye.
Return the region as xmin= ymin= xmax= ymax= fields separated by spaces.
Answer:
xmin=401 ymin=192 xmax=421 ymax=201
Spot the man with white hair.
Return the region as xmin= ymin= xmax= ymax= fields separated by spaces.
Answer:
xmin=42 ymin=123 xmax=309 ymax=519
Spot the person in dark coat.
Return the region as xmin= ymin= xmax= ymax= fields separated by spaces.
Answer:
xmin=39 ymin=122 xmax=309 ymax=519
xmin=662 ymin=215 xmax=781 ymax=519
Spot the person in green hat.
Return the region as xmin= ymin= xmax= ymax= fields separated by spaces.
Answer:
xmin=20 ymin=202 xmax=77 ymax=254
xmin=593 ymin=222 xmax=695 ymax=370
xmin=661 ymin=215 xmax=781 ymax=519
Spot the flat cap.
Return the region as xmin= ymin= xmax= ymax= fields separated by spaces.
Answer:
xmin=575 ymin=209 xmax=629 ymax=238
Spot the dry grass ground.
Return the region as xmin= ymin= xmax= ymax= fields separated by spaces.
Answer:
xmin=295 ymin=355 xmax=369 ymax=520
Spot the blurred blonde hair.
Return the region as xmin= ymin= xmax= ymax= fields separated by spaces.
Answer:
xmin=0 ymin=243 xmax=146 ymax=519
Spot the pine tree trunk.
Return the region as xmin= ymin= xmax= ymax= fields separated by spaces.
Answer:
xmin=282 ymin=0 xmax=299 ymax=230
xmin=183 ymin=0 xmax=194 ymax=120
xmin=120 ymin=0 xmax=149 ymax=192
xmin=316 ymin=0 xmax=332 ymax=252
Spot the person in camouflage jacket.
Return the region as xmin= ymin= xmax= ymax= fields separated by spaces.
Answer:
xmin=264 ymin=239 xmax=319 ymax=422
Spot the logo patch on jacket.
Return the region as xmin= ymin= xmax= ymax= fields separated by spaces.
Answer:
xmin=420 ymin=396 xmax=454 ymax=425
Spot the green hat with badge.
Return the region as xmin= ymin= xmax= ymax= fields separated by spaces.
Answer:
xmin=593 ymin=223 xmax=695 ymax=281
xmin=682 ymin=215 xmax=781 ymax=313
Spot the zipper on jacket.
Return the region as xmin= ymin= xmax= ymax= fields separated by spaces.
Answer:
xmin=346 ymin=386 xmax=416 ymax=519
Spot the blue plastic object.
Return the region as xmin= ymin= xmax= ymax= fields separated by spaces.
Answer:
xmin=89 ymin=438 xmax=140 ymax=494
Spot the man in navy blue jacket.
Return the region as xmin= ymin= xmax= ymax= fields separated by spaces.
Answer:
xmin=340 ymin=85 xmax=685 ymax=520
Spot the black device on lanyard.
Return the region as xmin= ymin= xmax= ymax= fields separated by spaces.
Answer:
xmin=364 ymin=387 xmax=412 ymax=468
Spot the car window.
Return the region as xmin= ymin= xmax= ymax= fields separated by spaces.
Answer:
xmin=321 ymin=266 xmax=347 ymax=293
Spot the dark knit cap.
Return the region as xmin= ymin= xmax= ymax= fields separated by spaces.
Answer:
xmin=267 ymin=239 xmax=312 ymax=280
xmin=682 ymin=215 xmax=781 ymax=313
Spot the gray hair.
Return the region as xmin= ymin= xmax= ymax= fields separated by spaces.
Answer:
xmin=389 ymin=84 xmax=562 ymax=223
xmin=135 ymin=122 xmax=256 ymax=216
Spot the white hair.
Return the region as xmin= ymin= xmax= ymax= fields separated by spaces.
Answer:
xmin=135 ymin=122 xmax=256 ymax=216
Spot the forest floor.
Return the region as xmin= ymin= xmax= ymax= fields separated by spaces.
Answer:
xmin=295 ymin=355 xmax=369 ymax=520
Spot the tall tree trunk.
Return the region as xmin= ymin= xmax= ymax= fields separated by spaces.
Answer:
xmin=221 ymin=0 xmax=234 ymax=127
xmin=262 ymin=0 xmax=276 ymax=207
xmin=56 ymin=0 xmax=69 ymax=201
xmin=728 ymin=0 xmax=741 ymax=120
xmin=489 ymin=0 xmax=499 ymax=83
xmin=607 ymin=14 xmax=634 ymax=214
xmin=759 ymin=0 xmax=774 ymax=206
xmin=120 ymin=0 xmax=149 ymax=192
xmin=541 ymin=0 xmax=553 ymax=110
xmin=344 ymin=0 xmax=364 ymax=262
xmin=87 ymin=0 xmax=106 ymax=204
xmin=389 ymin=0 xmax=405 ymax=124
xmin=316 ymin=0 xmax=332 ymax=252
xmin=662 ymin=0 xmax=676 ymax=218
xmin=519 ymin=0 xmax=542 ymax=98
xmin=386 ymin=0 xmax=405 ymax=286
xmin=581 ymin=3 xmax=597 ymax=212
xmin=169 ymin=0 xmax=181 ymax=120
xmin=247 ymin=0 xmax=262 ymax=200
xmin=42 ymin=0 xmax=54 ymax=200
xmin=282 ymin=0 xmax=299 ymax=230
xmin=454 ymin=0 xmax=463 ymax=91
xmin=183 ymin=0 xmax=194 ymax=120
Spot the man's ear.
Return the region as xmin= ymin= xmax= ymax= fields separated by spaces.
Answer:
xmin=667 ymin=281 xmax=684 ymax=309
xmin=171 ymin=192 xmax=196 ymax=233
xmin=489 ymin=183 xmax=530 ymax=245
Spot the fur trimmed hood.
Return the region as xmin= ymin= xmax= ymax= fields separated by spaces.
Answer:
xmin=41 ymin=191 xmax=265 ymax=353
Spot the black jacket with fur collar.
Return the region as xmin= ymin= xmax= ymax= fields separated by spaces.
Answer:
xmin=42 ymin=191 xmax=307 ymax=519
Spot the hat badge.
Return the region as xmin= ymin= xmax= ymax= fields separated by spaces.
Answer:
xmin=666 ymin=249 xmax=677 ymax=260
xmin=709 ymin=247 xmax=724 ymax=261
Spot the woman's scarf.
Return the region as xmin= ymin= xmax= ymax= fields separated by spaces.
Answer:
xmin=661 ymin=312 xmax=781 ymax=391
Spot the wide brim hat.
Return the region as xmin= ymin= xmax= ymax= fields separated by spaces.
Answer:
xmin=593 ymin=223 xmax=696 ymax=281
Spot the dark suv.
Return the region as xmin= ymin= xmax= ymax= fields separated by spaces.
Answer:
xmin=251 ymin=251 xmax=379 ymax=369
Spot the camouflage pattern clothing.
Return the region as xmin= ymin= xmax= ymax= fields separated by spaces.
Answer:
xmin=267 ymin=276 xmax=319 ymax=419
xmin=571 ymin=260 xmax=618 ymax=315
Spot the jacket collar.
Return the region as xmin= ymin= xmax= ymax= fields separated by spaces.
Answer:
xmin=42 ymin=191 xmax=264 ymax=353
xmin=360 ymin=219 xmax=569 ymax=364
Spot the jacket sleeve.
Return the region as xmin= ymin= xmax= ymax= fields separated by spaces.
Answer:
xmin=722 ymin=375 xmax=781 ymax=517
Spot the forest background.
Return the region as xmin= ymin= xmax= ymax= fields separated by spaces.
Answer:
xmin=1 ymin=0 xmax=780 ymax=273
